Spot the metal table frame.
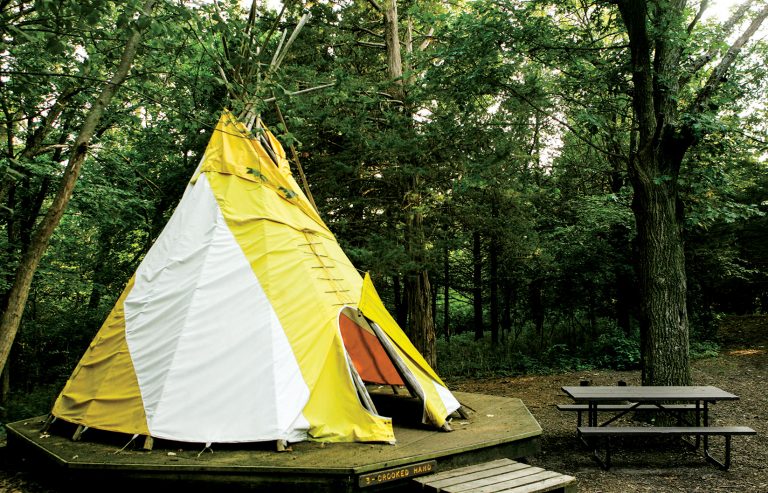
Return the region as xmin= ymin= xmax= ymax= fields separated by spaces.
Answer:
xmin=561 ymin=385 xmax=741 ymax=468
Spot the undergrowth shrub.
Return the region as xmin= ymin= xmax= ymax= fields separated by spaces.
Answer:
xmin=690 ymin=340 xmax=720 ymax=359
xmin=436 ymin=326 xmax=644 ymax=378
xmin=584 ymin=328 xmax=641 ymax=370
xmin=437 ymin=324 xmax=721 ymax=379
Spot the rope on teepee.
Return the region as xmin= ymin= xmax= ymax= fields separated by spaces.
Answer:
xmin=114 ymin=433 xmax=139 ymax=454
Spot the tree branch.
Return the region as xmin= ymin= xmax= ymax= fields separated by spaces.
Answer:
xmin=418 ymin=27 xmax=435 ymax=51
xmin=687 ymin=0 xmax=710 ymax=34
xmin=503 ymin=83 xmax=626 ymax=161
xmin=689 ymin=2 xmax=768 ymax=115
xmin=366 ymin=0 xmax=382 ymax=13
xmin=680 ymin=0 xmax=752 ymax=86
xmin=616 ymin=1 xmax=656 ymax=147
xmin=356 ymin=40 xmax=386 ymax=49
xmin=262 ymin=82 xmax=336 ymax=102
xmin=0 ymin=0 xmax=157 ymax=376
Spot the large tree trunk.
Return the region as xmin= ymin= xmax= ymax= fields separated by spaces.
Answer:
xmin=631 ymin=158 xmax=691 ymax=386
xmin=406 ymin=271 xmax=436 ymax=366
xmin=383 ymin=0 xmax=436 ymax=364
xmin=405 ymin=208 xmax=436 ymax=366
xmin=617 ymin=0 xmax=690 ymax=386
xmin=0 ymin=0 xmax=156 ymax=373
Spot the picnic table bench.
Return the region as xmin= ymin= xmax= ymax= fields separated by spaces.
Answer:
xmin=556 ymin=403 xmax=697 ymax=427
xmin=559 ymin=385 xmax=756 ymax=470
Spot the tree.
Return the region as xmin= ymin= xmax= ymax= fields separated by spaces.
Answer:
xmin=613 ymin=0 xmax=768 ymax=385
xmin=380 ymin=0 xmax=437 ymax=365
xmin=0 ymin=0 xmax=157 ymax=373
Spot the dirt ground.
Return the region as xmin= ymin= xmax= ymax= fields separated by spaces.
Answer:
xmin=1 ymin=315 xmax=765 ymax=492
xmin=453 ymin=314 xmax=768 ymax=492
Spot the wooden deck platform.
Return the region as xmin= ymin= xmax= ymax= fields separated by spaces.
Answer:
xmin=6 ymin=392 xmax=540 ymax=492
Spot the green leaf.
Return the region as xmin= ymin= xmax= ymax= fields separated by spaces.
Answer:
xmin=246 ymin=168 xmax=268 ymax=182
xmin=278 ymin=186 xmax=297 ymax=199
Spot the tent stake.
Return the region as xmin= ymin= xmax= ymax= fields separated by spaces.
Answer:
xmin=276 ymin=440 xmax=292 ymax=452
xmin=40 ymin=414 xmax=56 ymax=432
xmin=72 ymin=425 xmax=88 ymax=441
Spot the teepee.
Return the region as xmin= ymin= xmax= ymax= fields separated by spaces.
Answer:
xmin=50 ymin=111 xmax=460 ymax=446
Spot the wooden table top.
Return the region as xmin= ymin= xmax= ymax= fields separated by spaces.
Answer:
xmin=561 ymin=385 xmax=739 ymax=402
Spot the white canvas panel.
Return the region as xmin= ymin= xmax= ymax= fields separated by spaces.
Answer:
xmin=125 ymin=174 xmax=310 ymax=443
xmin=433 ymin=381 xmax=461 ymax=417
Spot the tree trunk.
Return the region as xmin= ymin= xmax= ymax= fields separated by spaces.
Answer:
xmin=610 ymin=159 xmax=633 ymax=335
xmin=608 ymin=135 xmax=634 ymax=336
xmin=617 ymin=1 xmax=691 ymax=386
xmin=529 ymin=278 xmax=545 ymax=350
xmin=0 ymin=0 xmax=156 ymax=372
xmin=382 ymin=0 xmax=436 ymax=364
xmin=393 ymin=275 xmax=408 ymax=329
xmin=1 ymin=361 xmax=9 ymax=405
xmin=632 ymin=166 xmax=691 ymax=386
xmin=501 ymin=279 xmax=513 ymax=342
xmin=443 ymin=240 xmax=450 ymax=341
xmin=489 ymin=198 xmax=499 ymax=345
xmin=472 ymin=230 xmax=483 ymax=340
xmin=404 ymin=206 xmax=436 ymax=366
xmin=431 ymin=276 xmax=437 ymax=334
xmin=616 ymin=1 xmax=768 ymax=386
xmin=406 ymin=270 xmax=436 ymax=367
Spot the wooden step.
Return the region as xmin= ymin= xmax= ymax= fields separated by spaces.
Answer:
xmin=412 ymin=458 xmax=576 ymax=493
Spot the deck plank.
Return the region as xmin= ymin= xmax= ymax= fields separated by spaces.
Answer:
xmin=412 ymin=458 xmax=516 ymax=485
xmin=443 ymin=470 xmax=560 ymax=493
xmin=424 ymin=463 xmax=534 ymax=490
xmin=499 ymin=474 xmax=576 ymax=493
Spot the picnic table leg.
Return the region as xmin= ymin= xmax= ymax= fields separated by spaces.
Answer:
xmin=694 ymin=400 xmax=701 ymax=449
xmin=703 ymin=434 xmax=732 ymax=470
xmin=703 ymin=401 xmax=709 ymax=452
xmin=588 ymin=435 xmax=612 ymax=470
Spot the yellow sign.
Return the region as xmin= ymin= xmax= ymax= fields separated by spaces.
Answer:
xmin=358 ymin=460 xmax=437 ymax=487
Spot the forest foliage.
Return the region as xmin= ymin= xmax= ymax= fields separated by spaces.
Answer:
xmin=1 ymin=0 xmax=766 ymax=418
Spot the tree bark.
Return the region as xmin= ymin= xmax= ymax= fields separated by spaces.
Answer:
xmin=632 ymin=166 xmax=690 ymax=385
xmin=383 ymin=0 xmax=403 ymax=93
xmin=406 ymin=271 xmax=436 ymax=367
xmin=393 ymin=274 xmax=408 ymax=328
xmin=501 ymin=279 xmax=513 ymax=342
xmin=472 ymin=230 xmax=483 ymax=340
xmin=617 ymin=0 xmax=691 ymax=386
xmin=382 ymin=0 xmax=436 ymax=364
xmin=443 ymin=240 xmax=450 ymax=341
xmin=489 ymin=197 xmax=499 ymax=345
xmin=0 ymin=0 xmax=156 ymax=373
xmin=529 ymin=278 xmax=545 ymax=350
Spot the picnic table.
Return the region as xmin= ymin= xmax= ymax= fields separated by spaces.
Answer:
xmin=559 ymin=385 xmax=756 ymax=470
